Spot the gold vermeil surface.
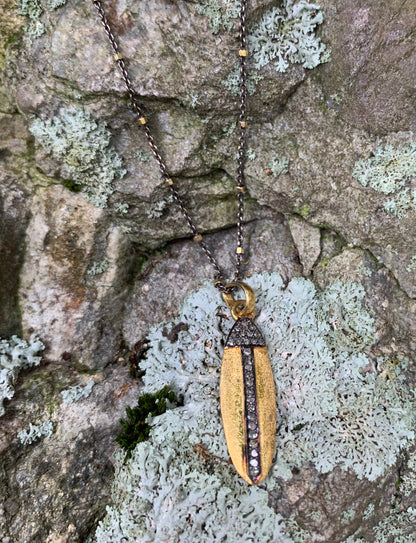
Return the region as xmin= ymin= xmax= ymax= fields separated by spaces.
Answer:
xmin=220 ymin=346 xmax=251 ymax=484
xmin=220 ymin=345 xmax=276 ymax=485
xmin=253 ymin=345 xmax=276 ymax=484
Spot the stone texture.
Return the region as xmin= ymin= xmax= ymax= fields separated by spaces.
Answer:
xmin=287 ymin=215 xmax=321 ymax=276
xmin=0 ymin=0 xmax=415 ymax=541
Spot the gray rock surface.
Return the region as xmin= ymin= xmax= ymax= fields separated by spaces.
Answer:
xmin=0 ymin=0 xmax=415 ymax=541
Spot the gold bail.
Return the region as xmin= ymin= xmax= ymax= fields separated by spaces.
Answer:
xmin=222 ymin=281 xmax=255 ymax=321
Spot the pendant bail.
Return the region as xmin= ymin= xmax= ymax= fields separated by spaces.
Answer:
xmin=222 ymin=281 xmax=255 ymax=320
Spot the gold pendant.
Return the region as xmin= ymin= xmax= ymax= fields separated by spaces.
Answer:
xmin=220 ymin=282 xmax=276 ymax=485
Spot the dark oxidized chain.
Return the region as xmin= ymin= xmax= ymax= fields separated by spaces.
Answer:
xmin=91 ymin=0 xmax=249 ymax=291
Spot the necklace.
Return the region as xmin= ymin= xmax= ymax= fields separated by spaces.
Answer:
xmin=91 ymin=0 xmax=276 ymax=485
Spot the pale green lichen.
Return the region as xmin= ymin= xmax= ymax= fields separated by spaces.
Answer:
xmin=406 ymin=256 xmax=416 ymax=272
xmin=87 ymin=260 xmax=109 ymax=276
xmin=134 ymin=149 xmax=151 ymax=163
xmin=222 ymin=64 xmax=264 ymax=95
xmin=355 ymin=263 xmax=373 ymax=277
xmin=372 ymin=507 xmax=416 ymax=542
xmin=249 ymin=1 xmax=328 ymax=71
xmin=0 ymin=335 xmax=44 ymax=417
xmin=352 ymin=144 xmax=416 ymax=219
xmin=114 ymin=202 xmax=129 ymax=215
xmin=120 ymin=224 xmax=132 ymax=234
xmin=18 ymin=420 xmax=53 ymax=445
xmin=401 ymin=449 xmax=416 ymax=497
xmin=195 ymin=0 xmax=240 ymax=34
xmin=189 ymin=92 xmax=200 ymax=108
xmin=60 ymin=380 xmax=94 ymax=404
xmin=17 ymin=0 xmax=67 ymax=39
xmin=363 ymin=502 xmax=375 ymax=520
xmin=219 ymin=0 xmax=328 ymax=94
xmin=269 ymin=156 xmax=290 ymax=176
xmin=95 ymin=273 xmax=415 ymax=542
xmin=285 ymin=519 xmax=311 ymax=543
xmin=199 ymin=0 xmax=328 ymax=72
xmin=341 ymin=509 xmax=356 ymax=525
xmin=145 ymin=195 xmax=174 ymax=219
xmin=330 ymin=93 xmax=343 ymax=104
xmin=29 ymin=107 xmax=126 ymax=208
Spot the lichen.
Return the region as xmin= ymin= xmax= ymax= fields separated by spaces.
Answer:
xmin=145 ymin=195 xmax=174 ymax=219
xmin=401 ymin=449 xmax=416 ymax=497
xmin=222 ymin=64 xmax=264 ymax=95
xmin=372 ymin=507 xmax=416 ymax=542
xmin=29 ymin=107 xmax=126 ymax=208
xmin=406 ymin=256 xmax=416 ymax=272
xmin=195 ymin=0 xmax=240 ymax=34
xmin=197 ymin=0 xmax=328 ymax=74
xmin=248 ymin=1 xmax=328 ymax=72
xmin=114 ymin=203 xmax=129 ymax=215
xmin=363 ymin=502 xmax=375 ymax=520
xmin=17 ymin=0 xmax=67 ymax=39
xmin=352 ymin=144 xmax=416 ymax=218
xmin=0 ymin=335 xmax=44 ymax=417
xmin=87 ymin=260 xmax=109 ymax=276
xmin=95 ymin=273 xmax=415 ymax=541
xmin=355 ymin=263 xmax=373 ymax=277
xmin=120 ymin=224 xmax=132 ymax=234
xmin=341 ymin=509 xmax=356 ymax=525
xmin=269 ymin=156 xmax=289 ymax=176
xmin=284 ymin=519 xmax=311 ymax=543
xmin=60 ymin=380 xmax=94 ymax=404
xmin=344 ymin=506 xmax=416 ymax=543
xmin=17 ymin=420 xmax=53 ymax=445
xmin=134 ymin=149 xmax=151 ymax=163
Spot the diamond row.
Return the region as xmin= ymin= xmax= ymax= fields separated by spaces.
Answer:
xmin=242 ymin=346 xmax=261 ymax=481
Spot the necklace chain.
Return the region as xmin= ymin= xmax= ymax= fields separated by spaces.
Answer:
xmin=92 ymin=0 xmax=249 ymax=292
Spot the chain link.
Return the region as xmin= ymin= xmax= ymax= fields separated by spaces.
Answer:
xmin=91 ymin=0 xmax=249 ymax=291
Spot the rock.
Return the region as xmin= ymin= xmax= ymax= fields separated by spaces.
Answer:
xmin=0 ymin=0 xmax=415 ymax=541
xmin=287 ymin=215 xmax=321 ymax=276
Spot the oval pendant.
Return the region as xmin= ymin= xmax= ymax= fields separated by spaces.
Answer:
xmin=220 ymin=316 xmax=276 ymax=485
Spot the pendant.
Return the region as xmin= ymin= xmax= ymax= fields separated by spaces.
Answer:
xmin=220 ymin=282 xmax=276 ymax=485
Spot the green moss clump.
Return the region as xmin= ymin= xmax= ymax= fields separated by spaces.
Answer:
xmin=294 ymin=202 xmax=311 ymax=217
xmin=61 ymin=179 xmax=83 ymax=192
xmin=116 ymin=386 xmax=176 ymax=459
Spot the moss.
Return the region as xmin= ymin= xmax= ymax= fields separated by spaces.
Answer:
xmin=61 ymin=178 xmax=84 ymax=193
xmin=294 ymin=202 xmax=311 ymax=217
xmin=115 ymin=386 xmax=177 ymax=460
